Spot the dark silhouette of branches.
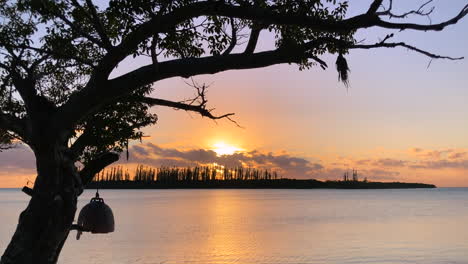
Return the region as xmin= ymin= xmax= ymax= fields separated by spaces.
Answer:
xmin=377 ymin=0 xmax=435 ymax=20
xmin=0 ymin=1 xmax=466 ymax=261
xmin=138 ymin=79 xmax=240 ymax=127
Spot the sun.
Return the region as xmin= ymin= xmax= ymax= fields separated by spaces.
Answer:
xmin=212 ymin=142 xmax=243 ymax=156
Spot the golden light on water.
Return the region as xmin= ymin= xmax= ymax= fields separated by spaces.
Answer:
xmin=212 ymin=142 xmax=243 ymax=156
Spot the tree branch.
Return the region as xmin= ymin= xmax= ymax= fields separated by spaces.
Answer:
xmin=351 ymin=41 xmax=464 ymax=60
xmin=0 ymin=111 xmax=27 ymax=139
xmin=9 ymin=74 xmax=39 ymax=115
xmin=69 ymin=130 xmax=92 ymax=158
xmin=114 ymin=48 xmax=308 ymax=90
xmin=1 ymin=48 xmax=40 ymax=111
xmin=84 ymin=1 xmax=375 ymax=80
xmin=244 ymin=23 xmax=262 ymax=54
xmin=2 ymin=43 xmax=96 ymax=67
xmin=368 ymin=0 xmax=385 ymax=14
xmin=53 ymin=10 xmax=107 ymax=49
xmin=84 ymin=0 xmax=113 ymax=50
xmin=142 ymin=96 xmax=236 ymax=119
xmin=377 ymin=0 xmax=435 ymax=19
xmin=376 ymin=4 xmax=468 ymax=31
xmin=79 ymin=152 xmax=119 ymax=186
xmin=56 ymin=1 xmax=468 ymax=131
xmin=222 ymin=18 xmax=238 ymax=56
xmin=56 ymin=44 xmax=302 ymax=130
xmin=83 ymin=0 xmax=468 ymax=81
xmin=136 ymin=79 xmax=239 ymax=124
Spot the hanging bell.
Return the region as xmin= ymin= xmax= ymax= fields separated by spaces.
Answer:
xmin=76 ymin=191 xmax=115 ymax=240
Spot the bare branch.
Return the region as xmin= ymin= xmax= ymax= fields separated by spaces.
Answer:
xmin=140 ymin=78 xmax=243 ymax=126
xmin=377 ymin=0 xmax=434 ymax=19
xmin=140 ymin=97 xmax=236 ymax=121
xmin=351 ymin=34 xmax=464 ymax=61
xmin=376 ymin=4 xmax=468 ymax=31
xmin=352 ymin=42 xmax=463 ymax=60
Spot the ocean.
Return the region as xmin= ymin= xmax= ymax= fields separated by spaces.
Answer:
xmin=1 ymin=188 xmax=468 ymax=264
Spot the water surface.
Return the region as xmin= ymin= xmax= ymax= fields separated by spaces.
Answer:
xmin=1 ymin=188 xmax=468 ymax=264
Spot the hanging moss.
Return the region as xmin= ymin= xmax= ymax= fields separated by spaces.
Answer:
xmin=336 ymin=53 xmax=351 ymax=88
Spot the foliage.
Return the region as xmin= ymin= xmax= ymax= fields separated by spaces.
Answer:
xmin=76 ymin=85 xmax=157 ymax=164
xmin=0 ymin=129 xmax=14 ymax=151
xmin=0 ymin=0 xmax=355 ymax=164
xmin=0 ymin=0 xmax=465 ymax=168
xmin=0 ymin=0 xmax=466 ymax=261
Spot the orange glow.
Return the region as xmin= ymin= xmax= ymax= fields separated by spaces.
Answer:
xmin=212 ymin=142 xmax=243 ymax=156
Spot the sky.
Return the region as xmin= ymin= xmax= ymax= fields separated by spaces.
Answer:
xmin=1 ymin=0 xmax=468 ymax=187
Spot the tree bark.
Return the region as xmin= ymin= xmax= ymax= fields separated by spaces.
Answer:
xmin=1 ymin=144 xmax=81 ymax=264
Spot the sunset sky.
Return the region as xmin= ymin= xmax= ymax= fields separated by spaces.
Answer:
xmin=1 ymin=0 xmax=468 ymax=187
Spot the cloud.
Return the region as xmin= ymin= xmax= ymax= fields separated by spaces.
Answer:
xmin=126 ymin=144 xmax=468 ymax=181
xmin=0 ymin=145 xmax=36 ymax=187
xmin=0 ymin=144 xmax=36 ymax=172
xmin=126 ymin=143 xmax=323 ymax=178
xmin=4 ymin=142 xmax=468 ymax=186
xmin=410 ymin=159 xmax=468 ymax=170
xmin=121 ymin=145 xmax=468 ymax=183
xmin=407 ymin=148 xmax=455 ymax=160
xmin=448 ymin=152 xmax=467 ymax=160
xmin=132 ymin=145 xmax=150 ymax=156
xmin=365 ymin=169 xmax=400 ymax=180
xmin=372 ymin=158 xmax=406 ymax=167
xmin=410 ymin=148 xmax=423 ymax=153
xmin=355 ymin=159 xmax=371 ymax=166
xmin=405 ymin=148 xmax=468 ymax=170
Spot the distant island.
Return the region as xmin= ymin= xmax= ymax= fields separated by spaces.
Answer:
xmin=86 ymin=165 xmax=436 ymax=189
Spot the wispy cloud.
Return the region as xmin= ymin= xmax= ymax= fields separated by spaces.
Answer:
xmin=372 ymin=158 xmax=407 ymax=167
xmin=0 ymin=145 xmax=36 ymax=187
xmin=3 ymin=143 xmax=468 ymax=186
xmin=410 ymin=160 xmax=468 ymax=170
xmin=0 ymin=144 xmax=36 ymax=172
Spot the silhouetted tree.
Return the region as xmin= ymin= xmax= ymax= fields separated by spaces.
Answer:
xmin=94 ymin=164 xmax=283 ymax=184
xmin=0 ymin=0 xmax=467 ymax=263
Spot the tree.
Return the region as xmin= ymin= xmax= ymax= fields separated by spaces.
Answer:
xmin=0 ymin=0 xmax=466 ymax=263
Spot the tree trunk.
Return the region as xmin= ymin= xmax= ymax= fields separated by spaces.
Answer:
xmin=1 ymin=145 xmax=81 ymax=264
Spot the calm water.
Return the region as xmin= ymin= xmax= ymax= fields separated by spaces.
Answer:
xmin=1 ymin=188 xmax=468 ymax=264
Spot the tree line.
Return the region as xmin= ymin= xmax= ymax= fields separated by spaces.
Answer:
xmin=92 ymin=164 xmax=280 ymax=183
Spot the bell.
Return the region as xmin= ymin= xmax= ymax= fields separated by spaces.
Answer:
xmin=76 ymin=191 xmax=115 ymax=240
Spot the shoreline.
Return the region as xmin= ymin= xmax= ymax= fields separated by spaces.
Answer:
xmin=86 ymin=179 xmax=436 ymax=189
